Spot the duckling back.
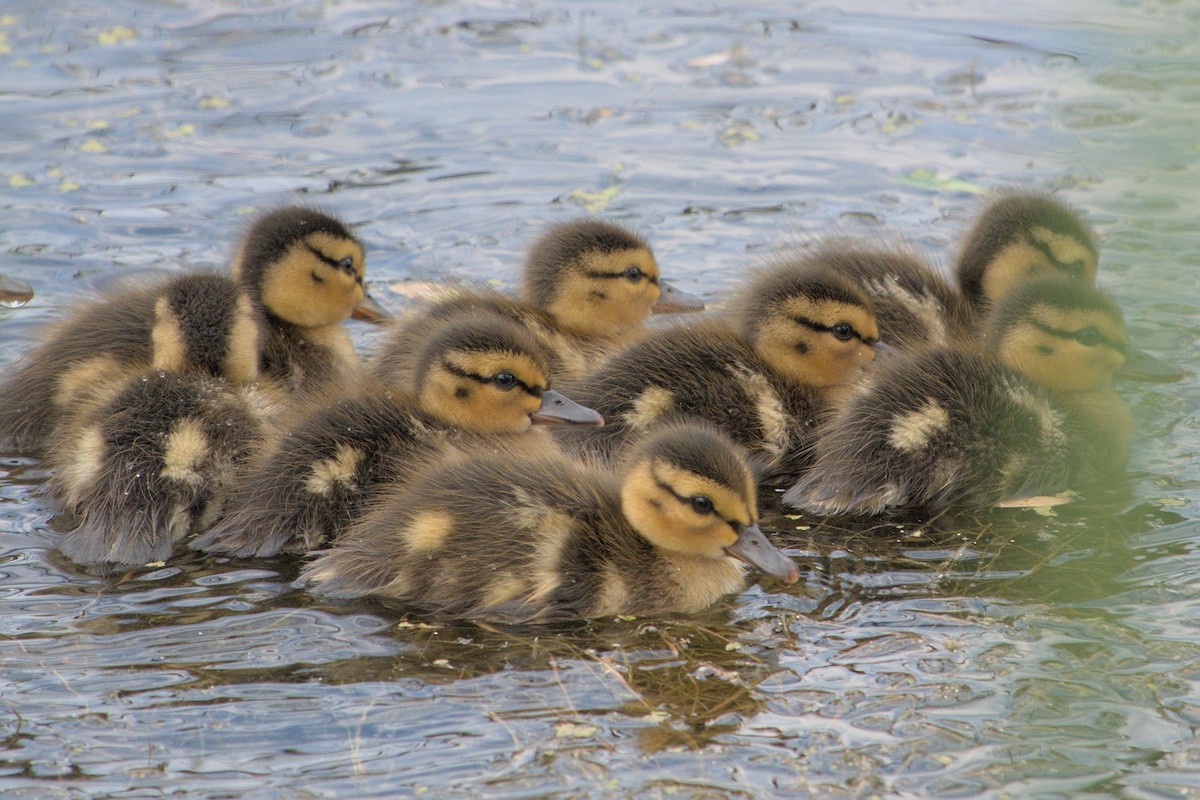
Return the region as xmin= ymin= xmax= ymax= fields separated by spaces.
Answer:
xmin=554 ymin=319 xmax=819 ymax=474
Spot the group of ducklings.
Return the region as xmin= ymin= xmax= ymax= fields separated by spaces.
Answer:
xmin=0 ymin=193 xmax=1179 ymax=622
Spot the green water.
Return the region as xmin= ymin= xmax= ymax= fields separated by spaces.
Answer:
xmin=1 ymin=1 xmax=1197 ymax=797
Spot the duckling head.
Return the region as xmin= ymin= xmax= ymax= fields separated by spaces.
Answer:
xmin=957 ymin=192 xmax=1098 ymax=310
xmin=734 ymin=257 xmax=880 ymax=393
xmin=232 ymin=206 xmax=389 ymax=329
xmin=412 ymin=316 xmax=603 ymax=434
xmin=523 ymin=219 xmax=703 ymax=342
xmin=619 ymin=423 xmax=799 ymax=582
xmin=150 ymin=274 xmax=263 ymax=382
xmin=987 ymin=276 xmax=1127 ymax=393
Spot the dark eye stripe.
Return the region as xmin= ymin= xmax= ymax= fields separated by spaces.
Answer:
xmin=584 ymin=269 xmax=659 ymax=285
xmin=788 ymin=314 xmax=876 ymax=346
xmin=1029 ymin=320 xmax=1126 ymax=353
xmin=651 ymin=475 xmax=742 ymax=533
xmin=305 ymin=244 xmax=358 ymax=277
xmin=441 ymin=361 xmax=542 ymax=397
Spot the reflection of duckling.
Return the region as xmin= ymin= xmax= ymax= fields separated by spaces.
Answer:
xmin=48 ymin=277 xmax=280 ymax=565
xmin=0 ymin=206 xmax=385 ymax=455
xmin=192 ymin=316 xmax=602 ymax=558
xmin=303 ymin=422 xmax=799 ymax=621
xmin=371 ymin=219 xmax=703 ymax=382
xmin=783 ymin=276 xmax=1132 ymax=515
xmin=555 ymin=257 xmax=880 ymax=481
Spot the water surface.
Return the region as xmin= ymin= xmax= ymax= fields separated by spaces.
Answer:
xmin=1 ymin=1 xmax=1198 ymax=797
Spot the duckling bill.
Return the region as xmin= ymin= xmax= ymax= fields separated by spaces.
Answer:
xmin=303 ymin=423 xmax=798 ymax=621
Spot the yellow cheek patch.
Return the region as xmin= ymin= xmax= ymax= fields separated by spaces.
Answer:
xmin=404 ymin=510 xmax=455 ymax=554
xmin=888 ymin=400 xmax=950 ymax=453
xmin=980 ymin=240 xmax=1051 ymax=303
xmin=1030 ymin=227 xmax=1097 ymax=283
xmin=261 ymin=238 xmax=364 ymax=328
xmin=546 ymin=248 xmax=660 ymax=340
xmin=161 ymin=418 xmax=210 ymax=487
xmin=306 ymin=232 xmax=366 ymax=280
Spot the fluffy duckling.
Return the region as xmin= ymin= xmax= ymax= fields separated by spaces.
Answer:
xmin=302 ymin=422 xmax=799 ymax=621
xmin=230 ymin=206 xmax=389 ymax=391
xmin=48 ymin=277 xmax=280 ymax=565
xmin=956 ymin=192 xmax=1097 ymax=315
xmin=555 ymin=257 xmax=880 ymax=482
xmin=783 ymin=276 xmax=1132 ymax=515
xmin=0 ymin=206 xmax=384 ymax=455
xmin=371 ymin=219 xmax=703 ymax=383
xmin=191 ymin=316 xmax=602 ymax=559
xmin=955 ymin=191 xmax=1181 ymax=382
xmin=810 ymin=240 xmax=975 ymax=351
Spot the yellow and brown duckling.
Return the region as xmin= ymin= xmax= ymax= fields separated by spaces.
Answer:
xmin=955 ymin=191 xmax=1181 ymax=382
xmin=0 ymin=206 xmax=385 ymax=455
xmin=48 ymin=275 xmax=281 ymax=566
xmin=371 ymin=218 xmax=703 ymax=383
xmin=230 ymin=206 xmax=389 ymax=392
xmin=302 ymin=422 xmax=799 ymax=621
xmin=956 ymin=191 xmax=1098 ymax=316
xmin=783 ymin=275 xmax=1132 ymax=515
xmin=191 ymin=315 xmax=602 ymax=559
xmin=811 ymin=240 xmax=974 ymax=351
xmin=555 ymin=256 xmax=880 ymax=484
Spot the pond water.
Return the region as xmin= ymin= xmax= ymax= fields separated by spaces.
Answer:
xmin=1 ymin=0 xmax=1198 ymax=797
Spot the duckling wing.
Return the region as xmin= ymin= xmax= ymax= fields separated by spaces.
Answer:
xmin=193 ymin=391 xmax=440 ymax=557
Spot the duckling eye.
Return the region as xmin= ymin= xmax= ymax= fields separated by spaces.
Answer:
xmin=624 ymin=266 xmax=644 ymax=281
xmin=337 ymin=256 xmax=356 ymax=273
xmin=690 ymin=495 xmax=714 ymax=515
xmin=1074 ymin=327 xmax=1102 ymax=347
xmin=492 ymin=371 xmax=518 ymax=390
xmin=831 ymin=323 xmax=855 ymax=341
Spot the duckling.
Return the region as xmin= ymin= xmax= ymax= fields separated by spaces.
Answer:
xmin=809 ymin=240 xmax=975 ymax=351
xmin=956 ymin=191 xmax=1098 ymax=315
xmin=230 ymin=206 xmax=390 ymax=391
xmin=302 ymin=422 xmax=799 ymax=621
xmin=0 ymin=206 xmax=385 ymax=455
xmin=47 ymin=277 xmax=281 ymax=565
xmin=955 ymin=191 xmax=1182 ymax=382
xmin=191 ymin=316 xmax=602 ymax=559
xmin=554 ymin=256 xmax=880 ymax=483
xmin=782 ymin=276 xmax=1132 ymax=515
xmin=370 ymin=218 xmax=703 ymax=383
